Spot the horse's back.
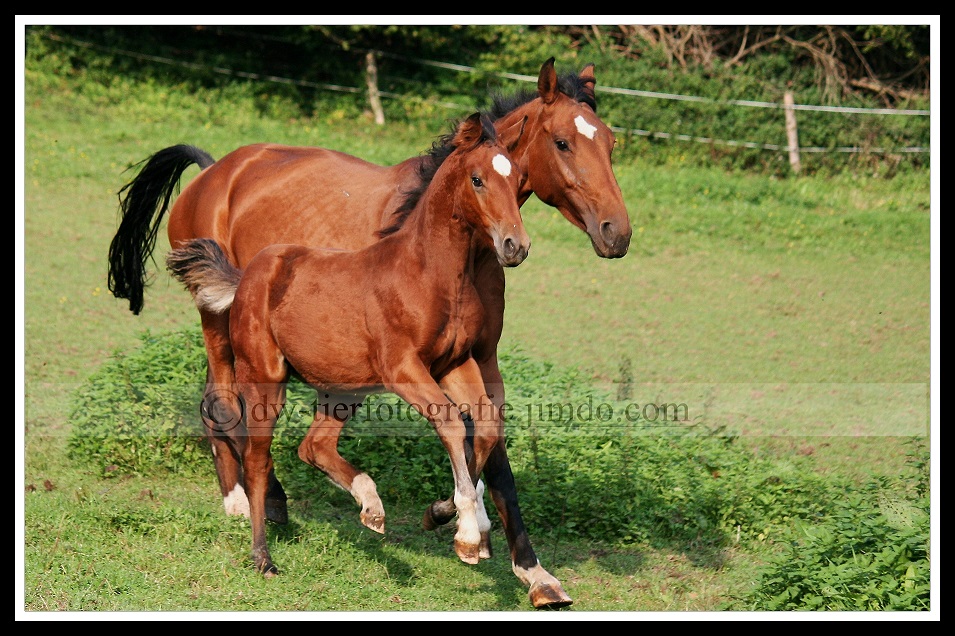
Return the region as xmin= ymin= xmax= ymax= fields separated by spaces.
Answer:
xmin=167 ymin=143 xmax=422 ymax=267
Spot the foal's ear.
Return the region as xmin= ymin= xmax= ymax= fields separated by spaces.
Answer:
xmin=501 ymin=115 xmax=528 ymax=153
xmin=537 ymin=57 xmax=559 ymax=105
xmin=454 ymin=112 xmax=484 ymax=148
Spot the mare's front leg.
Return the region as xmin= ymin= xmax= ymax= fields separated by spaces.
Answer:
xmin=297 ymin=394 xmax=385 ymax=533
xmin=388 ymin=359 xmax=482 ymax=565
xmin=472 ymin=259 xmax=573 ymax=609
xmin=199 ymin=308 xmax=288 ymax=524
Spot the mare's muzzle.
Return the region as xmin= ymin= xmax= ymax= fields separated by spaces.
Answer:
xmin=592 ymin=219 xmax=632 ymax=258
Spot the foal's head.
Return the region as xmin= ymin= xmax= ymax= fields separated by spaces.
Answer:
xmin=444 ymin=112 xmax=530 ymax=267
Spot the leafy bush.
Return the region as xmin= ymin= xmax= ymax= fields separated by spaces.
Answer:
xmin=67 ymin=328 xmax=210 ymax=476
xmin=739 ymin=444 xmax=931 ymax=611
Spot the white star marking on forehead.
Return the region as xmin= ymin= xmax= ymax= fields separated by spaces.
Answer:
xmin=492 ymin=153 xmax=512 ymax=177
xmin=575 ymin=115 xmax=598 ymax=140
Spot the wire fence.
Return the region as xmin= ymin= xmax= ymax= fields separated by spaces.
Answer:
xmin=43 ymin=30 xmax=931 ymax=158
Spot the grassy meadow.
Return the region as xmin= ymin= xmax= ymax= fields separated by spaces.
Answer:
xmin=20 ymin=52 xmax=935 ymax=616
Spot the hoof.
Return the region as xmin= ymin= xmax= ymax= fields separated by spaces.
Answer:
xmin=529 ymin=582 xmax=573 ymax=610
xmin=266 ymin=498 xmax=289 ymax=525
xmin=478 ymin=531 xmax=492 ymax=560
xmin=422 ymin=500 xmax=456 ymax=530
xmin=422 ymin=506 xmax=438 ymax=531
xmin=361 ymin=510 xmax=385 ymax=534
xmin=454 ymin=539 xmax=481 ymax=565
xmin=256 ymin=561 xmax=279 ymax=578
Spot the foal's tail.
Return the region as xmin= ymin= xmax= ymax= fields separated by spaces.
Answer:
xmin=108 ymin=144 xmax=216 ymax=315
xmin=165 ymin=238 xmax=241 ymax=314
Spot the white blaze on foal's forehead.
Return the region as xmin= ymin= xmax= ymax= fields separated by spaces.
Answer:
xmin=492 ymin=153 xmax=511 ymax=177
xmin=575 ymin=115 xmax=598 ymax=140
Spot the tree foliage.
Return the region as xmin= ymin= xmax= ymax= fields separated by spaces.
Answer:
xmin=562 ymin=24 xmax=930 ymax=106
xmin=26 ymin=24 xmax=931 ymax=176
xmin=31 ymin=24 xmax=930 ymax=103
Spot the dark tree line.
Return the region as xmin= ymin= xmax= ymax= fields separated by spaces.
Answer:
xmin=36 ymin=24 xmax=930 ymax=106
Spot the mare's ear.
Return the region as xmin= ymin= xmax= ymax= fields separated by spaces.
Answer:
xmin=454 ymin=112 xmax=484 ymax=148
xmin=579 ymin=63 xmax=597 ymax=110
xmin=501 ymin=115 xmax=528 ymax=153
xmin=537 ymin=57 xmax=559 ymax=105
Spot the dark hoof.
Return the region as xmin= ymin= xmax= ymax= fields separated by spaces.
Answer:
xmin=478 ymin=531 xmax=492 ymax=560
xmin=256 ymin=561 xmax=279 ymax=578
xmin=530 ymin=582 xmax=573 ymax=610
xmin=422 ymin=500 xmax=456 ymax=530
xmin=266 ymin=498 xmax=289 ymax=525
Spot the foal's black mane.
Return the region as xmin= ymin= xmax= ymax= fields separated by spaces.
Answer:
xmin=376 ymin=69 xmax=595 ymax=238
xmin=376 ymin=113 xmax=496 ymax=238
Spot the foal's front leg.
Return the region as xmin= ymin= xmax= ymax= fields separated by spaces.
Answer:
xmin=433 ymin=361 xmax=505 ymax=560
xmin=388 ymin=361 xmax=482 ymax=565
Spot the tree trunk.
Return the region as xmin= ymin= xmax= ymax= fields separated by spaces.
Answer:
xmin=365 ymin=51 xmax=385 ymax=126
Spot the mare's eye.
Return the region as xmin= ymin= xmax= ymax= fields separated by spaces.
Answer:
xmin=556 ymin=140 xmax=570 ymax=152
xmin=471 ymin=176 xmax=484 ymax=188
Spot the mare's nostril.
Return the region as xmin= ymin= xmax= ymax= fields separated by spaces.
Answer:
xmin=600 ymin=220 xmax=617 ymax=245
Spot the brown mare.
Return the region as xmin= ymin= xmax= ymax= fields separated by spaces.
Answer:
xmin=109 ymin=57 xmax=630 ymax=609
xmin=166 ymin=112 xmax=534 ymax=588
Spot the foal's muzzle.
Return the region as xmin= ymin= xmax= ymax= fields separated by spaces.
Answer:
xmin=500 ymin=236 xmax=529 ymax=267
xmin=493 ymin=225 xmax=530 ymax=267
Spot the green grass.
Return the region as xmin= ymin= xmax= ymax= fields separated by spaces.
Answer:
xmin=20 ymin=50 xmax=934 ymax=616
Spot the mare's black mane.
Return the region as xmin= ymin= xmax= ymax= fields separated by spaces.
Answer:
xmin=376 ymin=69 xmax=594 ymax=238
xmin=488 ymin=69 xmax=597 ymax=119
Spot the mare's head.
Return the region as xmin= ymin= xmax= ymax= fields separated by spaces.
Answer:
xmin=491 ymin=57 xmax=632 ymax=259
xmin=446 ymin=112 xmax=530 ymax=267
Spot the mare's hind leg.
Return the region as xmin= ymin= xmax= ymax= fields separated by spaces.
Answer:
xmin=297 ymin=394 xmax=385 ymax=533
xmin=199 ymin=308 xmax=287 ymax=524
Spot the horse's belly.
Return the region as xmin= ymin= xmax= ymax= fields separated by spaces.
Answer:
xmin=278 ymin=324 xmax=381 ymax=390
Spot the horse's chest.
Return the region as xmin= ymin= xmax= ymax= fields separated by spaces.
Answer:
xmin=429 ymin=293 xmax=483 ymax=362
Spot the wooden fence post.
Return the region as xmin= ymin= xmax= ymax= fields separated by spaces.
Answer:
xmin=784 ymin=91 xmax=801 ymax=174
xmin=365 ymin=51 xmax=385 ymax=125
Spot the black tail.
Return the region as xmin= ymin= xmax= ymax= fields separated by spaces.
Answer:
xmin=107 ymin=144 xmax=216 ymax=315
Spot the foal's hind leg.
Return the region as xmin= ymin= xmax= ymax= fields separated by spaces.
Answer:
xmin=297 ymin=395 xmax=385 ymax=533
xmin=200 ymin=308 xmax=288 ymax=523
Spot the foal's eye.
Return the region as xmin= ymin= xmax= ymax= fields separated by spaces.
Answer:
xmin=555 ymin=140 xmax=570 ymax=152
xmin=471 ymin=176 xmax=484 ymax=188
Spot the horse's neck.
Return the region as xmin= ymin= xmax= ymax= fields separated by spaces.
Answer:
xmin=494 ymin=100 xmax=542 ymax=206
xmin=401 ymin=180 xmax=477 ymax=285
